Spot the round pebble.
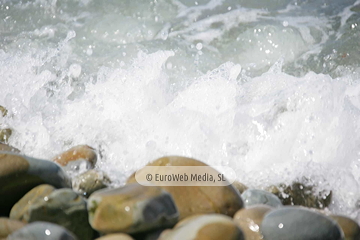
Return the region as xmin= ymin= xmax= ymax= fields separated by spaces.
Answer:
xmin=159 ymin=214 xmax=245 ymax=240
xmin=329 ymin=214 xmax=360 ymax=240
xmin=88 ymin=183 xmax=178 ymax=234
xmin=261 ymin=206 xmax=344 ymax=240
xmin=95 ymin=233 xmax=134 ymax=240
xmin=72 ymin=169 xmax=111 ymax=197
xmin=233 ymin=204 xmax=272 ymax=240
xmin=232 ymin=181 xmax=248 ymax=194
xmin=10 ymin=184 xmax=55 ymax=221
xmin=7 ymin=222 xmax=78 ymax=240
xmin=0 ymin=153 xmax=71 ymax=215
xmin=127 ymin=156 xmax=243 ymax=220
xmin=52 ymin=145 xmax=97 ymax=167
xmin=26 ymin=188 xmax=93 ymax=240
xmin=0 ymin=217 xmax=26 ymax=238
xmin=241 ymin=189 xmax=282 ymax=208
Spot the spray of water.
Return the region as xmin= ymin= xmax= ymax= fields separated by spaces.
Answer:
xmin=1 ymin=0 xmax=360 ymax=221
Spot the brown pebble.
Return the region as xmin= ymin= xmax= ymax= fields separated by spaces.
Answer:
xmin=232 ymin=181 xmax=248 ymax=194
xmin=158 ymin=214 xmax=244 ymax=240
xmin=0 ymin=218 xmax=26 ymax=238
xmin=88 ymin=183 xmax=178 ymax=234
xmin=127 ymin=156 xmax=243 ymax=220
xmin=0 ymin=153 xmax=71 ymax=216
xmin=10 ymin=184 xmax=56 ymax=221
xmin=233 ymin=204 xmax=272 ymax=240
xmin=329 ymin=214 xmax=360 ymax=240
xmin=52 ymin=145 xmax=97 ymax=167
xmin=95 ymin=233 xmax=135 ymax=240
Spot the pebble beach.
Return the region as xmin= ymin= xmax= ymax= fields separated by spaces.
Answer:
xmin=2 ymin=0 xmax=360 ymax=239
xmin=0 ymin=135 xmax=360 ymax=239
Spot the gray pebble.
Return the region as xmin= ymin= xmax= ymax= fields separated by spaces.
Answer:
xmin=8 ymin=222 xmax=78 ymax=240
xmin=241 ymin=189 xmax=282 ymax=208
xmin=261 ymin=207 xmax=344 ymax=240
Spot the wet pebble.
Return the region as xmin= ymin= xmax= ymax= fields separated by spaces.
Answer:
xmin=33 ymin=189 xmax=92 ymax=239
xmin=10 ymin=184 xmax=55 ymax=221
xmin=7 ymin=221 xmax=78 ymax=240
xmin=0 ymin=217 xmax=26 ymax=238
xmin=329 ymin=214 xmax=360 ymax=240
xmin=52 ymin=145 xmax=97 ymax=167
xmin=232 ymin=181 xmax=248 ymax=194
xmin=241 ymin=189 xmax=282 ymax=208
xmin=233 ymin=204 xmax=272 ymax=240
xmin=11 ymin=186 xmax=93 ymax=240
xmin=261 ymin=206 xmax=344 ymax=240
xmin=158 ymin=214 xmax=245 ymax=240
xmin=127 ymin=156 xmax=243 ymax=220
xmin=88 ymin=182 xmax=178 ymax=234
xmin=72 ymin=169 xmax=111 ymax=197
xmin=95 ymin=233 xmax=135 ymax=240
xmin=0 ymin=153 xmax=71 ymax=216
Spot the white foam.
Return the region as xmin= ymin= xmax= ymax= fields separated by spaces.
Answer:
xmin=1 ymin=0 xmax=360 ymax=222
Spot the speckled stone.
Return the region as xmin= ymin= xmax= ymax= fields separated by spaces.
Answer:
xmin=88 ymin=183 xmax=178 ymax=234
xmin=158 ymin=214 xmax=245 ymax=240
xmin=0 ymin=217 xmax=26 ymax=238
xmin=241 ymin=189 xmax=282 ymax=208
xmin=72 ymin=169 xmax=111 ymax=197
xmin=261 ymin=206 xmax=344 ymax=240
xmin=95 ymin=233 xmax=135 ymax=240
xmin=13 ymin=188 xmax=93 ymax=240
xmin=127 ymin=156 xmax=243 ymax=220
xmin=0 ymin=143 xmax=20 ymax=153
xmin=233 ymin=204 xmax=272 ymax=240
xmin=7 ymin=222 xmax=78 ymax=240
xmin=52 ymin=145 xmax=97 ymax=167
xmin=0 ymin=153 xmax=71 ymax=216
xmin=329 ymin=214 xmax=360 ymax=240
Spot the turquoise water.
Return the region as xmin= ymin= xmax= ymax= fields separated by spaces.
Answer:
xmin=1 ymin=0 xmax=360 ymax=221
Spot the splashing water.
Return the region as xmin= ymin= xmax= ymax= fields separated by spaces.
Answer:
xmin=1 ymin=0 xmax=360 ymax=221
